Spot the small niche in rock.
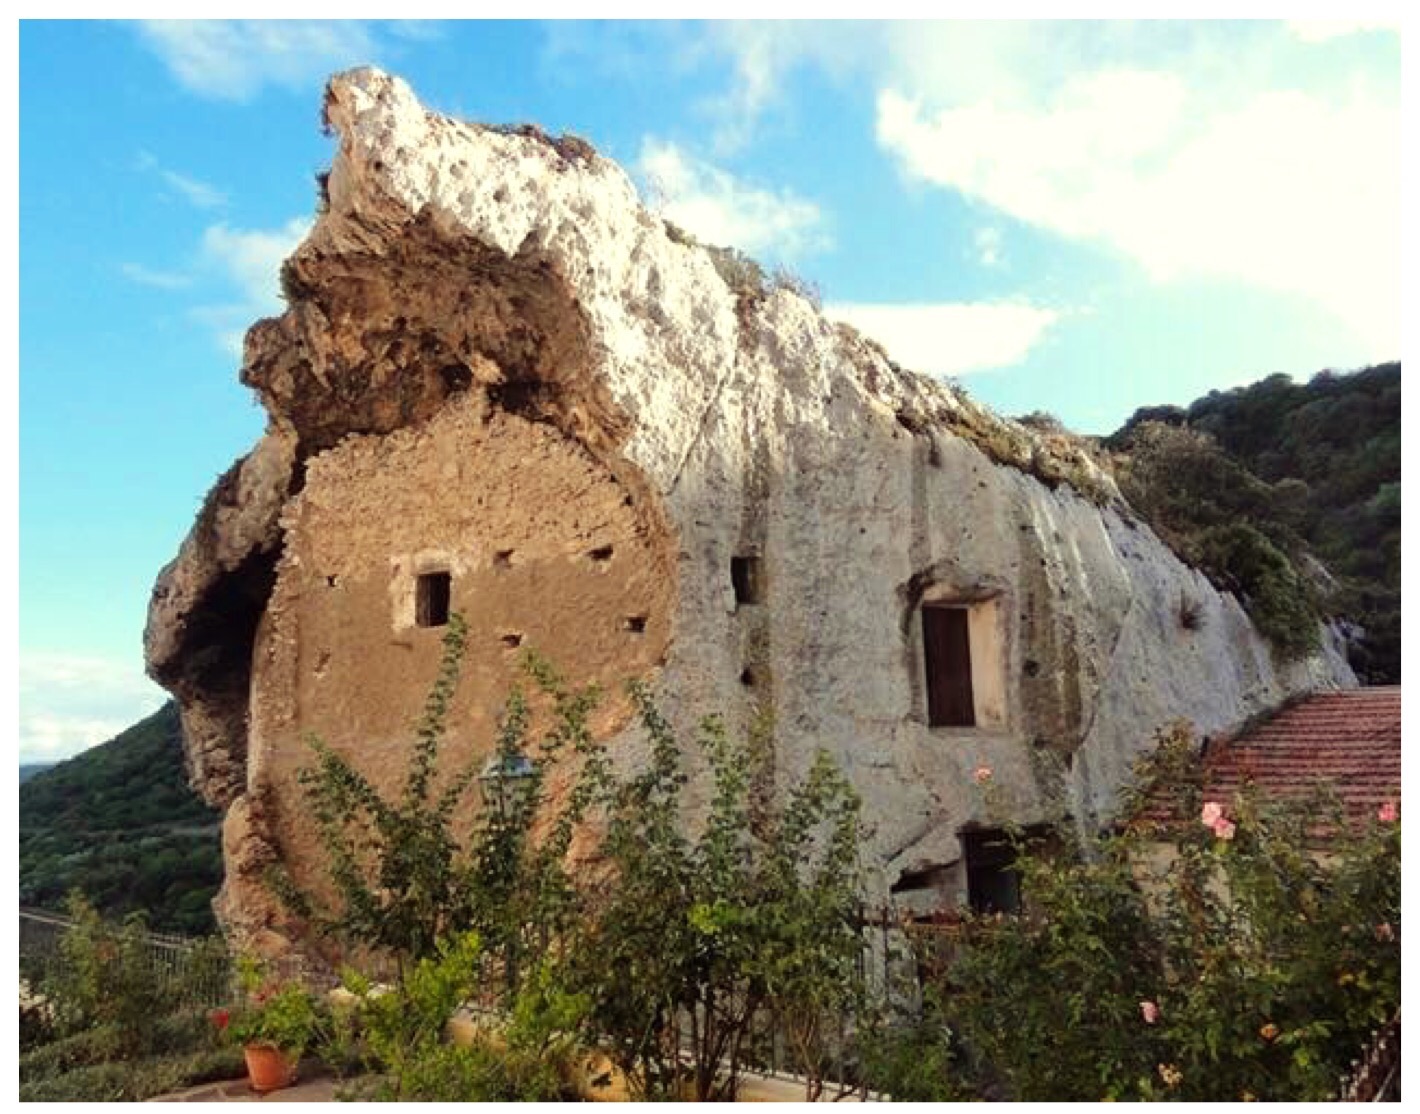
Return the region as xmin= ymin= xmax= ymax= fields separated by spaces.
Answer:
xmin=588 ymin=544 xmax=614 ymax=563
xmin=500 ymin=632 xmax=524 ymax=650
xmin=326 ymin=574 xmax=340 ymax=588
xmin=1023 ymin=659 xmax=1041 ymax=678
xmin=739 ymin=665 xmax=766 ymax=689
xmin=494 ymin=549 xmax=514 ymax=569
xmin=731 ymin=555 xmax=763 ymax=606
xmin=440 ymin=364 xmax=473 ymax=393
xmin=624 ymin=615 xmax=647 ymax=634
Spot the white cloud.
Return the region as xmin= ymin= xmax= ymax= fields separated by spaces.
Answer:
xmin=638 ymin=138 xmax=828 ymax=261
xmin=135 ymin=20 xmax=378 ymax=101
xmin=877 ymin=81 xmax=1398 ymax=359
xmin=697 ymin=21 xmax=868 ymax=154
xmin=120 ymin=262 xmax=192 ymax=290
xmin=136 ymin=150 xmax=227 ymax=209
xmin=203 ymin=219 xmax=311 ymax=308
xmin=872 ymin=34 xmax=1399 ymax=360
xmin=19 ymin=655 xmax=168 ymax=765
xmin=1287 ymin=20 xmax=1400 ymax=43
xmin=195 ymin=217 xmax=311 ymax=354
xmin=671 ymin=21 xmax=1398 ymax=359
xmin=159 ymin=168 xmax=227 ymax=209
xmin=974 ymin=227 xmax=1003 ymax=268
xmin=828 ymin=301 xmax=1063 ymax=377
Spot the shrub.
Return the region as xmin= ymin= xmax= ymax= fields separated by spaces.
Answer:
xmin=1194 ymin=522 xmax=1320 ymax=659
xmin=573 ymin=690 xmax=864 ymax=1100
xmin=1115 ymin=422 xmax=1325 ymax=658
xmin=277 ymin=614 xmax=485 ymax=965
xmin=17 ymin=1046 xmax=245 ymax=1102
xmin=41 ymin=893 xmax=173 ymax=1054
xmin=935 ymin=724 xmax=1401 ymax=1101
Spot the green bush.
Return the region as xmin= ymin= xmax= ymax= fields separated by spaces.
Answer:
xmin=336 ymin=933 xmax=583 ymax=1101
xmin=854 ymin=992 xmax=973 ymax=1102
xmin=572 ymin=690 xmax=864 ymax=1100
xmin=1115 ymin=423 xmax=1325 ymax=660
xmin=42 ymin=894 xmax=174 ymax=1053
xmin=935 ymin=725 xmax=1400 ymax=1101
xmin=18 ymin=1046 xmax=245 ymax=1102
xmin=1194 ymin=523 xmax=1320 ymax=659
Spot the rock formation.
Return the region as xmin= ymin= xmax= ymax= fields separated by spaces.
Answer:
xmin=145 ymin=68 xmax=1354 ymax=953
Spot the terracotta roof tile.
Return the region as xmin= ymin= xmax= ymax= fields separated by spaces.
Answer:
xmin=1137 ymin=688 xmax=1400 ymax=837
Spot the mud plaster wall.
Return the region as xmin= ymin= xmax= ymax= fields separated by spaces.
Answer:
xmin=243 ymin=390 xmax=674 ymax=936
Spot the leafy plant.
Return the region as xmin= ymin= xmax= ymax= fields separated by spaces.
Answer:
xmin=42 ymin=893 xmax=175 ymax=1054
xmin=223 ymin=957 xmax=324 ymax=1059
xmin=935 ymin=723 xmax=1401 ymax=1101
xmin=276 ymin=613 xmax=487 ymax=966
xmin=573 ymin=689 xmax=864 ymax=1100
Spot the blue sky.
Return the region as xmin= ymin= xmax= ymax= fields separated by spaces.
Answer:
xmin=18 ymin=19 xmax=1400 ymax=764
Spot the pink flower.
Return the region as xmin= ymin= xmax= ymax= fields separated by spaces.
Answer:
xmin=1375 ymin=922 xmax=1395 ymax=942
xmin=1140 ymin=1000 xmax=1160 ymax=1025
xmin=1200 ymin=801 xmax=1223 ymax=828
xmin=1213 ymin=818 xmax=1236 ymax=841
xmin=973 ymin=765 xmax=993 ymax=785
xmin=1377 ymin=801 xmax=1398 ymax=823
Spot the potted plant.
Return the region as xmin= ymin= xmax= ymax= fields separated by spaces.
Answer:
xmin=222 ymin=959 xmax=323 ymax=1093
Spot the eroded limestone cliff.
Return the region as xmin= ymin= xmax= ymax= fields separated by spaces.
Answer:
xmin=145 ymin=68 xmax=1354 ymax=953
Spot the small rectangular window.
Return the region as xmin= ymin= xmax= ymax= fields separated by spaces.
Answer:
xmin=731 ymin=555 xmax=762 ymax=606
xmin=416 ymin=571 xmax=451 ymax=628
xmin=923 ymin=605 xmax=975 ymax=727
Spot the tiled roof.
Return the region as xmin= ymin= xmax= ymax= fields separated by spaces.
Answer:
xmin=1138 ymin=687 xmax=1400 ymax=835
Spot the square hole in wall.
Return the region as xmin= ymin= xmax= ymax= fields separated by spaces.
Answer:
xmin=731 ymin=555 xmax=763 ymax=607
xmin=416 ymin=571 xmax=451 ymax=628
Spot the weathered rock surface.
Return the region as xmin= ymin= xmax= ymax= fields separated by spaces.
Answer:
xmin=146 ymin=67 xmax=1354 ymax=951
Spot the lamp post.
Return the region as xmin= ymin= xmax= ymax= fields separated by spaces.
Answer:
xmin=477 ymin=752 xmax=537 ymax=821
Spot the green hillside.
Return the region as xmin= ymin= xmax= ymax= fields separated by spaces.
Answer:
xmin=19 ymin=702 xmax=223 ymax=935
xmin=1109 ymin=362 xmax=1400 ymax=682
xmin=18 ymin=764 xmax=53 ymax=784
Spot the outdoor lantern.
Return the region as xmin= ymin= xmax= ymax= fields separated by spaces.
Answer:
xmin=477 ymin=752 xmax=537 ymax=816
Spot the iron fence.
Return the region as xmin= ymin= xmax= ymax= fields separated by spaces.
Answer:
xmin=18 ymin=907 xmax=316 ymax=1011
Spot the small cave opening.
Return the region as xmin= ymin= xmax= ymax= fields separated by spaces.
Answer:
xmin=624 ymin=615 xmax=647 ymax=634
xmin=500 ymin=632 xmax=524 ymax=650
xmin=494 ymin=549 xmax=514 ymax=569
xmin=439 ymin=363 xmax=473 ymax=394
xmin=588 ymin=544 xmax=615 ymax=563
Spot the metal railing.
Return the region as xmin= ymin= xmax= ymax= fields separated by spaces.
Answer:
xmin=19 ymin=907 xmax=263 ymax=1010
xmin=1338 ymin=1011 xmax=1401 ymax=1102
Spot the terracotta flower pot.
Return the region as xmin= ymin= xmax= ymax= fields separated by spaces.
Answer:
xmin=244 ymin=1044 xmax=299 ymax=1093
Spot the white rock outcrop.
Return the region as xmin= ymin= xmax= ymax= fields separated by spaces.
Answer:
xmin=146 ymin=68 xmax=1354 ymax=950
